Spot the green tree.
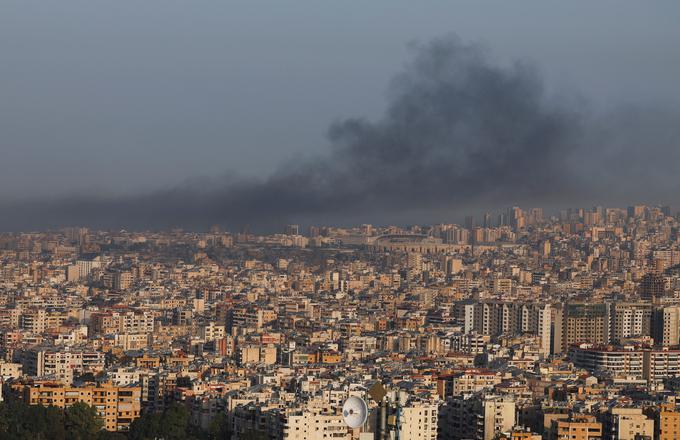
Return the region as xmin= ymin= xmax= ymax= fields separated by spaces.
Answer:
xmin=205 ymin=411 xmax=230 ymax=440
xmin=0 ymin=399 xmax=66 ymax=440
xmin=128 ymin=411 xmax=162 ymax=440
xmin=161 ymin=403 xmax=191 ymax=440
xmin=96 ymin=431 xmax=128 ymax=440
xmin=75 ymin=372 xmax=97 ymax=383
xmin=65 ymin=402 xmax=104 ymax=440
xmin=128 ymin=403 xmax=207 ymax=440
xmin=241 ymin=429 xmax=268 ymax=440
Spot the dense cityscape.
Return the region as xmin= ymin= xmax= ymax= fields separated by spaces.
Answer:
xmin=3 ymin=0 xmax=680 ymax=438
xmin=2 ymin=205 xmax=680 ymax=439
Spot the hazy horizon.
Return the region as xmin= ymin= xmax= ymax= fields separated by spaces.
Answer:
xmin=2 ymin=1 xmax=680 ymax=231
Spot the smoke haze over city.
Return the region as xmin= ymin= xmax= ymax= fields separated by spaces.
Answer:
xmin=1 ymin=2 xmax=680 ymax=231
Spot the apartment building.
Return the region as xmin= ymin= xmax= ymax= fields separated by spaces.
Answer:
xmin=90 ymin=309 xmax=154 ymax=335
xmin=600 ymin=407 xmax=653 ymax=440
xmin=439 ymin=394 xmax=515 ymax=440
xmin=659 ymin=403 xmax=680 ymax=440
xmin=16 ymin=381 xmax=141 ymax=431
xmin=395 ymin=402 xmax=439 ymax=440
xmin=550 ymin=415 xmax=602 ymax=440
xmin=20 ymin=347 xmax=105 ymax=379
xmin=437 ymin=370 xmax=501 ymax=398
xmin=570 ymin=345 xmax=680 ymax=382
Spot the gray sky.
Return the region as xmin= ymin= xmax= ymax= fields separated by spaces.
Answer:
xmin=2 ymin=0 xmax=679 ymax=202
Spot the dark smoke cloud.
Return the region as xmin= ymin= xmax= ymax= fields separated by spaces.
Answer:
xmin=2 ymin=35 xmax=679 ymax=232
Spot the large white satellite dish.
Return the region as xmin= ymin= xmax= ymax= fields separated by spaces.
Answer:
xmin=342 ymin=396 xmax=368 ymax=429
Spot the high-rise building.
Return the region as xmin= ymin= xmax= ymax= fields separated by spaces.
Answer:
xmin=442 ymin=256 xmax=463 ymax=275
xmin=508 ymin=206 xmax=525 ymax=229
xmin=113 ymin=271 xmax=133 ymax=290
xmin=376 ymin=400 xmax=439 ymax=440
xmin=483 ymin=212 xmax=493 ymax=228
xmin=478 ymin=395 xmax=516 ymax=440
xmin=542 ymin=240 xmax=551 ymax=257
xmin=628 ymin=205 xmax=646 ymax=219
xmin=652 ymin=306 xmax=680 ymax=347
xmin=558 ymin=303 xmax=610 ymax=353
xmin=551 ymin=306 xmax=565 ymax=355
xmin=439 ymin=394 xmax=515 ymax=440
xmin=498 ymin=213 xmax=507 ymax=227
xmin=76 ymin=253 xmax=101 ymax=280
xmin=570 ymin=345 xmax=680 ymax=382
xmin=284 ymin=224 xmax=300 ymax=236
xmin=530 ymin=208 xmax=544 ymax=224
xmin=640 ymin=272 xmax=666 ymax=303
xmin=454 ymin=301 xmax=550 ymax=353
xmin=609 ymin=303 xmax=652 ymax=343
xmin=465 ymin=215 xmax=475 ymax=231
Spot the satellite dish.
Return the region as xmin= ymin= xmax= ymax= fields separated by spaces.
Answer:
xmin=342 ymin=396 xmax=368 ymax=429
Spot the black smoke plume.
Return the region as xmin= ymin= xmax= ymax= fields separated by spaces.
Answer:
xmin=2 ymin=35 xmax=679 ymax=232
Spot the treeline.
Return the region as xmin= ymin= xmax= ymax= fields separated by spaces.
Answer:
xmin=0 ymin=399 xmax=111 ymax=440
xmin=0 ymin=397 xmax=229 ymax=440
xmin=127 ymin=403 xmax=228 ymax=440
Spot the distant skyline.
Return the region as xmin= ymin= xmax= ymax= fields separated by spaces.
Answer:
xmin=1 ymin=1 xmax=680 ymax=231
